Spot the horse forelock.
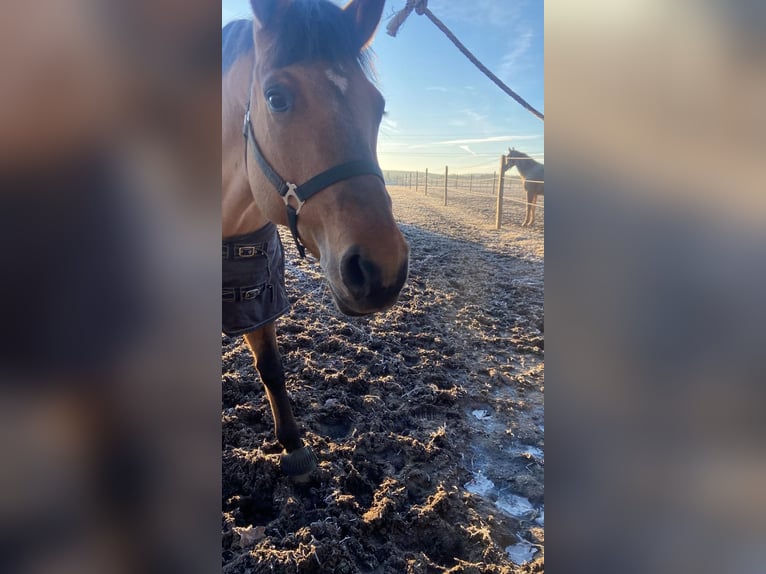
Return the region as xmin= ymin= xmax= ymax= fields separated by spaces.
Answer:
xmin=224 ymin=1 xmax=375 ymax=81
xmin=259 ymin=0 xmax=372 ymax=76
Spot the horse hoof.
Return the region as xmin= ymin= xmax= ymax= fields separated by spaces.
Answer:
xmin=280 ymin=445 xmax=318 ymax=477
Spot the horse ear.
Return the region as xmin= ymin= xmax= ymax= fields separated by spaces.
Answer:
xmin=251 ymin=0 xmax=288 ymax=30
xmin=343 ymin=0 xmax=386 ymax=50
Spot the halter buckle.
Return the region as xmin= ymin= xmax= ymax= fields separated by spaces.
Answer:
xmin=282 ymin=182 xmax=305 ymax=214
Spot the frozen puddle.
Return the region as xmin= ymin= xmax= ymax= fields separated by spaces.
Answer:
xmin=464 ymin=404 xmax=543 ymax=565
xmin=464 ymin=472 xmax=494 ymax=497
xmin=464 ymin=472 xmax=542 ymax=564
xmin=463 ymin=473 xmax=539 ymax=520
xmin=471 ymin=409 xmax=492 ymax=420
xmin=495 ymin=493 xmax=536 ymax=519
xmin=505 ymin=539 xmax=539 ymax=564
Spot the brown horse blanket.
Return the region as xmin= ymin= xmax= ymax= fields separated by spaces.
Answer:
xmin=222 ymin=222 xmax=290 ymax=336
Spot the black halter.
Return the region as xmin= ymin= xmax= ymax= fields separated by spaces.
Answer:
xmin=242 ymin=102 xmax=384 ymax=258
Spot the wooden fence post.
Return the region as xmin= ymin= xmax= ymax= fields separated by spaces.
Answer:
xmin=495 ymin=158 xmax=505 ymax=229
xmin=415 ymin=170 xmax=418 ymax=192
xmin=425 ymin=168 xmax=428 ymax=196
xmin=444 ymin=165 xmax=448 ymax=206
xmin=469 ymin=173 xmax=473 ymax=193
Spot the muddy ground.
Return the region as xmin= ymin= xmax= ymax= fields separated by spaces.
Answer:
xmin=222 ymin=183 xmax=544 ymax=573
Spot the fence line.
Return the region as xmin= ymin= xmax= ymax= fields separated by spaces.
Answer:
xmin=502 ymin=196 xmax=545 ymax=210
xmin=383 ymin=163 xmax=544 ymax=228
xmin=383 ymin=171 xmax=541 ymax=188
xmin=378 ymin=151 xmax=544 ymax=162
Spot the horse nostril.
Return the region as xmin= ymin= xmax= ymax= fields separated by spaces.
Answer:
xmin=340 ymin=250 xmax=381 ymax=298
xmin=341 ymin=252 xmax=366 ymax=295
xmin=337 ymin=248 xmax=407 ymax=312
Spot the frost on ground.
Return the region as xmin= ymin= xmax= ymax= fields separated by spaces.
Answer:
xmin=223 ymin=185 xmax=544 ymax=573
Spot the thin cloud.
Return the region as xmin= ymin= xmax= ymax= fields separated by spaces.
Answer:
xmin=458 ymin=145 xmax=477 ymax=156
xmin=437 ymin=135 xmax=540 ymax=145
xmin=378 ymin=140 xmax=409 ymax=151
xmin=461 ymin=109 xmax=488 ymax=123
xmin=426 ymin=86 xmax=450 ymax=92
xmin=405 ymin=134 xmax=539 ymax=150
xmin=382 ymin=117 xmax=399 ymax=132
xmin=431 ymin=0 xmax=525 ymax=29
xmin=499 ymin=29 xmax=535 ymax=80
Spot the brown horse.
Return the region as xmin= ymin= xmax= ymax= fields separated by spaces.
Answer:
xmin=222 ymin=0 xmax=409 ymax=476
xmin=507 ymin=147 xmax=544 ymax=227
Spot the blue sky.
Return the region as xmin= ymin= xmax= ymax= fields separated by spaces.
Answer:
xmin=222 ymin=0 xmax=544 ymax=173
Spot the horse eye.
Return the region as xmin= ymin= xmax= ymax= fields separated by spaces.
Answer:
xmin=265 ymin=88 xmax=290 ymax=112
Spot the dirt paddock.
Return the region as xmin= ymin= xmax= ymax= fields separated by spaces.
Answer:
xmin=222 ymin=184 xmax=544 ymax=573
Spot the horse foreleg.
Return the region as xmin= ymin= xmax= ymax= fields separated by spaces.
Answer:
xmin=244 ymin=324 xmax=317 ymax=477
xmin=522 ymin=189 xmax=532 ymax=227
xmin=528 ymin=193 xmax=538 ymax=226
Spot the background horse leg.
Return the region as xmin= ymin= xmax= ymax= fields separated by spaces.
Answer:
xmin=244 ymin=324 xmax=317 ymax=476
xmin=528 ymin=192 xmax=539 ymax=226
xmin=522 ymin=187 xmax=532 ymax=227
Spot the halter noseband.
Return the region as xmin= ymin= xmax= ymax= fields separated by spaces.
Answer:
xmin=242 ymin=103 xmax=384 ymax=258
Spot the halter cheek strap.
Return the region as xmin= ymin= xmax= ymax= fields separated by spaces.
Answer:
xmin=243 ymin=104 xmax=384 ymax=259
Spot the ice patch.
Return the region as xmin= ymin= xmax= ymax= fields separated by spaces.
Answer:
xmin=495 ymin=493 xmax=536 ymax=519
xmin=464 ymin=472 xmax=495 ymax=496
xmin=472 ymin=409 xmax=491 ymax=420
xmin=505 ymin=540 xmax=538 ymax=564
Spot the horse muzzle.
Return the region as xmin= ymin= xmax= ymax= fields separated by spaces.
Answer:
xmin=327 ymin=246 xmax=409 ymax=316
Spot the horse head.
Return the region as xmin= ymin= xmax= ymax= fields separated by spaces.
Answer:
xmin=244 ymin=0 xmax=409 ymax=316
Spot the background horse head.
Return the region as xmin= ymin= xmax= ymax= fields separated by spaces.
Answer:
xmin=224 ymin=0 xmax=409 ymax=316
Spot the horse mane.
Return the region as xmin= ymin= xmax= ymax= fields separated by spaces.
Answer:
xmin=222 ymin=0 xmax=372 ymax=77
xmin=508 ymin=148 xmax=541 ymax=167
xmin=508 ymin=148 xmax=529 ymax=160
xmin=222 ymin=19 xmax=254 ymax=75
